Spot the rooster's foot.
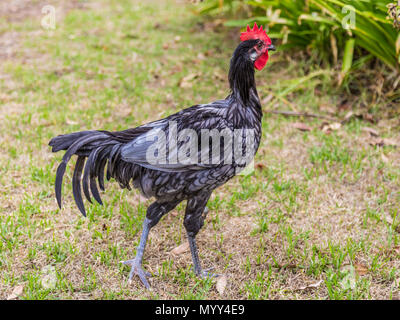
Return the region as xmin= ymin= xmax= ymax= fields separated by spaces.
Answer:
xmin=194 ymin=266 xmax=220 ymax=279
xmin=121 ymin=259 xmax=152 ymax=288
xmin=201 ymin=267 xmax=220 ymax=279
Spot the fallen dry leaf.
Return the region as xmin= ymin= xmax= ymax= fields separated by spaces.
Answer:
xmin=216 ymin=275 xmax=228 ymax=296
xmin=292 ymin=122 xmax=311 ymax=132
xmin=341 ymin=111 xmax=363 ymax=124
xmin=168 ymin=64 xmax=183 ymax=76
xmin=362 ymin=127 xmax=379 ymax=137
xmin=369 ymin=137 xmax=399 ymax=148
xmin=170 ymin=210 xmax=179 ymax=217
xmin=354 ymin=263 xmax=368 ymax=276
xmin=321 ymin=121 xmax=341 ymax=133
xmin=298 ymin=279 xmax=323 ymax=290
xmin=213 ymin=70 xmax=224 ymax=82
xmin=338 ymin=100 xmax=352 ymax=112
xmin=170 ymin=242 xmax=189 ymax=255
xmin=7 ymin=285 xmax=24 ymax=300
xmin=179 ymin=73 xmax=199 ymax=88
xmin=319 ymin=103 xmax=336 ymax=115
xmin=369 ymin=137 xmax=384 ymax=147
xmin=204 ymin=49 xmax=213 ymax=57
xmin=255 ymin=162 xmax=266 ymax=170
xmin=197 ymin=52 xmax=205 ymax=60
xmin=382 ymin=138 xmax=399 ymax=147
xmin=342 ymin=111 xmax=354 ymax=122
xmin=66 ymin=119 xmax=78 ymax=125
xmin=329 ymin=122 xmax=342 ymax=130
xmin=363 ymin=113 xmax=376 ymax=123
xmin=261 ymin=94 xmax=274 ymax=105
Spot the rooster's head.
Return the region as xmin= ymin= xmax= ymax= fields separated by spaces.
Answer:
xmin=240 ymin=23 xmax=275 ymax=70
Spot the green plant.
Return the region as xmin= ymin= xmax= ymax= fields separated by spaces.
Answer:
xmin=197 ymin=0 xmax=400 ymax=77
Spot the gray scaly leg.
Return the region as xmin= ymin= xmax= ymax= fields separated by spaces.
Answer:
xmin=187 ymin=233 xmax=218 ymax=278
xmin=121 ymin=200 xmax=180 ymax=289
xmin=184 ymin=193 xmax=218 ymax=278
xmin=121 ymin=218 xmax=152 ymax=288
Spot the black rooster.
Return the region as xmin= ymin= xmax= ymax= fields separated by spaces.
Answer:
xmin=49 ymin=24 xmax=275 ymax=288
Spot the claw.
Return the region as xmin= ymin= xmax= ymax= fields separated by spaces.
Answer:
xmin=200 ymin=268 xmax=220 ymax=279
xmin=190 ymin=265 xmax=219 ymax=279
xmin=121 ymin=259 xmax=152 ymax=288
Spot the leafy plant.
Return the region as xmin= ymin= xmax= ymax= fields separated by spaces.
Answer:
xmin=196 ymin=0 xmax=400 ymax=76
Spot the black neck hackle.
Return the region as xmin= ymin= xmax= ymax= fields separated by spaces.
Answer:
xmin=228 ymin=41 xmax=258 ymax=105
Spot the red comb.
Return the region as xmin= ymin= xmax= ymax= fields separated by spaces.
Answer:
xmin=240 ymin=23 xmax=271 ymax=45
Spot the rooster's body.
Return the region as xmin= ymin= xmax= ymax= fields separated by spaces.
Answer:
xmin=49 ymin=24 xmax=275 ymax=288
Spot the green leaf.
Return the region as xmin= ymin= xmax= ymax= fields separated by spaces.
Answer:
xmin=342 ymin=38 xmax=355 ymax=74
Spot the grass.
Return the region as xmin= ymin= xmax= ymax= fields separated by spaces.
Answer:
xmin=0 ymin=0 xmax=399 ymax=300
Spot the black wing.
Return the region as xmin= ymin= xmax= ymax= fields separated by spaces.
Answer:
xmin=121 ymin=102 xmax=234 ymax=172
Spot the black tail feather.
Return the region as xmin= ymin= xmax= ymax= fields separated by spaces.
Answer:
xmin=82 ymin=158 xmax=93 ymax=205
xmin=72 ymin=156 xmax=86 ymax=216
xmin=50 ymin=128 xmax=147 ymax=216
xmin=97 ymin=156 xmax=107 ymax=191
xmin=86 ymin=146 xmax=104 ymax=205
xmin=55 ymin=162 xmax=67 ymax=209
xmin=90 ymin=176 xmax=103 ymax=205
xmin=49 ymin=131 xmax=96 ymax=152
xmin=53 ymin=133 xmax=108 ymax=212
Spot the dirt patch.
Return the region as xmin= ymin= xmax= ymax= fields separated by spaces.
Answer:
xmin=0 ymin=0 xmax=43 ymax=22
xmin=0 ymin=0 xmax=90 ymax=61
xmin=0 ymin=31 xmax=20 ymax=59
xmin=0 ymin=0 xmax=87 ymax=23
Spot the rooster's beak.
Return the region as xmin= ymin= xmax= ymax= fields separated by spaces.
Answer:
xmin=267 ymin=44 xmax=276 ymax=51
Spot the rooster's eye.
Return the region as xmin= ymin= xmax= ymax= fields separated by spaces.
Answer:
xmin=257 ymin=42 xmax=263 ymax=49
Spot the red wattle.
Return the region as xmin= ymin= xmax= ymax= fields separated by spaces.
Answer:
xmin=254 ymin=52 xmax=269 ymax=70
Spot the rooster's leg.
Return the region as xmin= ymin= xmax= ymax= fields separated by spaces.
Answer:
xmin=184 ymin=193 xmax=218 ymax=278
xmin=187 ymin=234 xmax=218 ymax=278
xmin=121 ymin=217 xmax=152 ymax=288
xmin=122 ymin=200 xmax=180 ymax=289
